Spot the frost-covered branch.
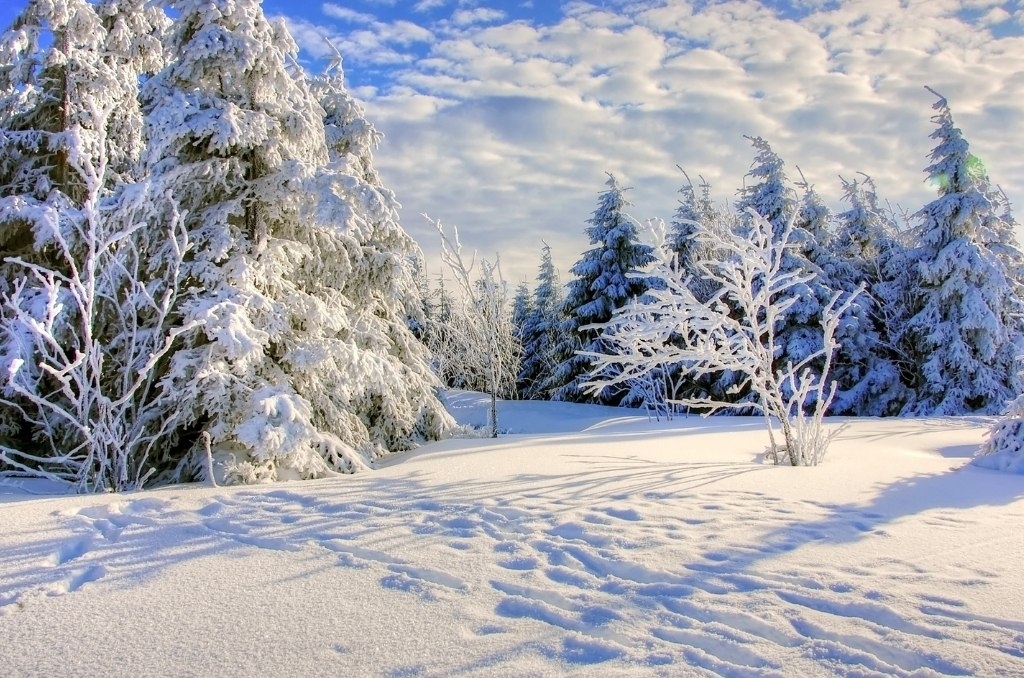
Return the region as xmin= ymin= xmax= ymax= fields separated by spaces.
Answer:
xmin=0 ymin=100 xmax=198 ymax=492
xmin=583 ymin=209 xmax=860 ymax=465
xmin=427 ymin=215 xmax=520 ymax=437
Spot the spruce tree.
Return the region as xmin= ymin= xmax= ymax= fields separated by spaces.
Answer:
xmin=668 ymin=171 xmax=720 ymax=304
xmin=309 ymin=55 xmax=453 ymax=459
xmin=141 ymin=0 xmax=450 ymax=483
xmin=732 ymin=138 xmax=832 ymax=405
xmin=518 ymin=242 xmax=564 ymax=400
xmin=829 ymin=175 xmax=907 ymax=415
xmin=511 ymin=281 xmax=532 ymax=344
xmin=547 ymin=174 xmax=656 ymax=404
xmin=897 ymin=90 xmax=1024 ymax=415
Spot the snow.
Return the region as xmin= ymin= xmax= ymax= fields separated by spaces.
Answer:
xmin=2 ymin=393 xmax=1023 ymax=676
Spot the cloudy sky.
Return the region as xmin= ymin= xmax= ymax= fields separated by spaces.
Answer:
xmin=273 ymin=0 xmax=1024 ymax=284
xmin=3 ymin=0 xmax=1022 ymax=284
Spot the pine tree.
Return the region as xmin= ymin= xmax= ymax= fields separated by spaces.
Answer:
xmin=511 ymin=281 xmax=532 ymax=343
xmin=547 ymin=174 xmax=656 ymax=404
xmin=732 ymin=138 xmax=832 ymax=406
xmin=736 ymin=136 xmax=796 ymax=235
xmin=975 ymin=393 xmax=1024 ymax=473
xmin=828 ymin=175 xmax=907 ymax=415
xmin=141 ymin=0 xmax=450 ymax=483
xmin=96 ymin=0 xmax=170 ymax=185
xmin=308 ymin=53 xmax=454 ymax=460
xmin=668 ymin=171 xmax=720 ymax=304
xmin=518 ymin=242 xmax=564 ymax=400
xmin=897 ymin=89 xmax=1024 ymax=415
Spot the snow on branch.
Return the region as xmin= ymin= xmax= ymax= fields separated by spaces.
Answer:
xmin=582 ymin=209 xmax=861 ymax=466
xmin=0 ymin=105 xmax=200 ymax=492
xmin=426 ymin=215 xmax=520 ymax=438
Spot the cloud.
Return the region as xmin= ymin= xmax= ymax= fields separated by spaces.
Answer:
xmin=283 ymin=0 xmax=1024 ymax=284
xmin=321 ymin=4 xmax=375 ymax=24
xmin=450 ymin=8 xmax=506 ymax=27
xmin=413 ymin=0 xmax=447 ymax=12
xmin=282 ymin=10 xmax=433 ymax=69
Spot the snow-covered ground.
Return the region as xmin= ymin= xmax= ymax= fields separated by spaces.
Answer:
xmin=2 ymin=392 xmax=1022 ymax=677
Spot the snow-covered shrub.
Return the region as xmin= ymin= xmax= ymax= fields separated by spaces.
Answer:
xmin=974 ymin=394 xmax=1024 ymax=474
xmin=426 ymin=217 xmax=520 ymax=438
xmin=583 ymin=210 xmax=859 ymax=466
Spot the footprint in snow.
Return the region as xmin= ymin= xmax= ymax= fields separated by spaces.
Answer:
xmin=45 ymin=536 xmax=93 ymax=567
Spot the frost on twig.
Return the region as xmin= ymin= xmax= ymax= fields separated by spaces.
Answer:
xmin=425 ymin=215 xmax=520 ymax=438
xmin=583 ymin=209 xmax=861 ymax=466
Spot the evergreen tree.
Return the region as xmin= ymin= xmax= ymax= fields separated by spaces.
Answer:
xmin=980 ymin=185 xmax=1024 ymax=302
xmin=668 ymin=171 xmax=720 ymax=304
xmin=518 ymin=242 xmax=564 ymax=400
xmin=140 ymin=0 xmax=449 ymax=483
xmin=95 ymin=0 xmax=170 ymax=184
xmin=975 ymin=393 xmax=1024 ymax=473
xmin=829 ymin=175 xmax=907 ymax=415
xmin=511 ymin=280 xmax=532 ymax=344
xmin=736 ymin=136 xmax=796 ymax=234
xmin=897 ymin=89 xmax=1024 ymax=415
xmin=732 ymin=138 xmax=833 ymax=406
xmin=309 ymin=54 xmax=453 ymax=460
xmin=547 ymin=174 xmax=656 ymax=404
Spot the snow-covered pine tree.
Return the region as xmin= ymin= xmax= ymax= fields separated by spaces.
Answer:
xmin=980 ymin=185 xmax=1024 ymax=304
xmin=732 ymin=138 xmax=833 ymax=407
xmin=547 ymin=174 xmax=656 ymax=405
xmin=95 ymin=0 xmax=170 ymax=185
xmin=517 ymin=242 xmax=564 ymax=400
xmin=736 ymin=136 xmax=796 ymax=235
xmin=896 ymin=89 xmax=1024 ymax=415
xmin=511 ymin=280 xmax=532 ymax=345
xmin=141 ymin=0 xmax=450 ymax=484
xmin=974 ymin=393 xmax=1024 ymax=474
xmin=308 ymin=51 xmax=453 ymax=460
xmin=828 ymin=175 xmax=907 ymax=415
xmin=668 ymin=170 xmax=720 ymax=304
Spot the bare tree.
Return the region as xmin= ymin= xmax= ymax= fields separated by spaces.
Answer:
xmin=0 ymin=98 xmax=197 ymax=491
xmin=583 ymin=209 xmax=860 ymax=466
xmin=426 ymin=216 xmax=520 ymax=438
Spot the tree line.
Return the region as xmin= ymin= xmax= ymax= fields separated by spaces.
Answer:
xmin=2 ymin=0 xmax=1021 ymax=489
xmin=0 ymin=0 xmax=453 ymax=491
xmin=422 ymin=90 xmax=1024 ymax=460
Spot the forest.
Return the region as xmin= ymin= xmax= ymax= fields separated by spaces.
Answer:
xmin=2 ymin=0 xmax=1023 ymax=493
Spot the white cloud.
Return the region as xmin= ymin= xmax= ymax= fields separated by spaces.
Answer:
xmin=413 ymin=0 xmax=447 ymax=12
xmin=283 ymin=10 xmax=433 ymax=68
xmin=450 ymin=7 xmax=506 ymax=27
xmin=980 ymin=7 xmax=1011 ymax=25
xmin=321 ymin=4 xmax=375 ymax=24
xmin=286 ymin=0 xmax=1024 ymax=284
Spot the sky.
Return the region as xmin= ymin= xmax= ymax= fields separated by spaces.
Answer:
xmin=2 ymin=0 xmax=1023 ymax=285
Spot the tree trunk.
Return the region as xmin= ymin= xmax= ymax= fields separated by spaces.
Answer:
xmin=489 ymin=391 xmax=498 ymax=438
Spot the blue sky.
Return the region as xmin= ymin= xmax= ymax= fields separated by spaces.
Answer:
xmin=2 ymin=0 xmax=1023 ymax=283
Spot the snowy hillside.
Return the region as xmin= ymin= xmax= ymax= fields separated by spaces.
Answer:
xmin=1 ymin=393 xmax=1022 ymax=677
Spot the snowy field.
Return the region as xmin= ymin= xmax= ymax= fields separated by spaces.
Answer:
xmin=2 ymin=392 xmax=1023 ymax=677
